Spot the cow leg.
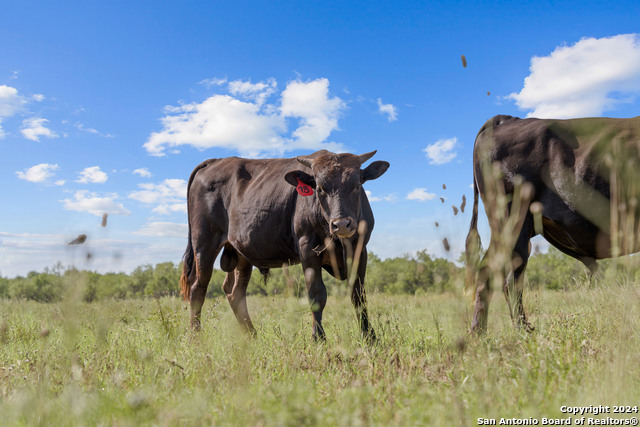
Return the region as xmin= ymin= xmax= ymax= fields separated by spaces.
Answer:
xmin=470 ymin=248 xmax=493 ymax=334
xmin=503 ymin=216 xmax=535 ymax=332
xmin=224 ymin=255 xmax=256 ymax=334
xmin=190 ymin=244 xmax=222 ymax=331
xmin=189 ymin=218 xmax=224 ymax=330
xmin=580 ymin=257 xmax=598 ymax=287
xmin=301 ymin=262 xmax=326 ymax=341
xmin=352 ymin=249 xmax=376 ymax=343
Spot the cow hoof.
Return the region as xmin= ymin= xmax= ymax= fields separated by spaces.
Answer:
xmin=521 ymin=322 xmax=535 ymax=333
xmin=364 ymin=329 xmax=377 ymax=345
xmin=517 ymin=316 xmax=535 ymax=333
xmin=312 ymin=332 xmax=327 ymax=343
xmin=468 ymin=318 xmax=487 ymax=335
xmin=468 ymin=324 xmax=487 ymax=336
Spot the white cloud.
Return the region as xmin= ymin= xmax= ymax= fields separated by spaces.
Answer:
xmin=21 ymin=117 xmax=58 ymax=141
xmin=280 ymin=78 xmax=346 ymax=150
xmin=366 ymin=190 xmax=381 ymax=202
xmin=129 ymin=179 xmax=187 ymax=215
xmin=365 ymin=190 xmax=397 ymax=202
xmin=129 ymin=179 xmax=187 ymax=204
xmin=423 ymin=137 xmax=458 ymax=165
xmin=74 ymin=122 xmax=99 ymax=134
xmin=144 ymin=77 xmax=345 ymax=157
xmin=0 ymin=85 xmax=28 ymax=137
xmin=406 ymin=188 xmax=437 ymax=201
xmin=16 ymin=163 xmax=64 ymax=185
xmin=509 ymin=33 xmax=640 ymax=118
xmin=0 ymin=85 xmax=27 ymax=117
xmin=228 ymin=78 xmax=277 ymax=106
xmin=153 ymin=203 xmax=187 ymax=215
xmin=133 ymin=168 xmax=152 ymax=178
xmin=0 ymin=231 xmax=71 ymax=277
xmin=0 ymin=86 xmax=58 ymax=140
xmin=134 ymin=222 xmax=188 ymax=238
xmin=77 ymin=166 xmax=108 ymax=184
xmin=0 ymin=231 xmax=185 ymax=278
xmin=377 ymin=98 xmax=397 ymax=122
xmin=0 ymin=231 xmax=66 ymax=243
xmin=144 ymin=94 xmax=286 ymax=157
xmin=199 ymin=77 xmax=227 ymax=88
xmin=62 ymin=190 xmax=131 ymax=216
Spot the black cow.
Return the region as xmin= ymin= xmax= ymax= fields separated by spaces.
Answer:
xmin=466 ymin=115 xmax=640 ymax=333
xmin=180 ymin=150 xmax=389 ymax=340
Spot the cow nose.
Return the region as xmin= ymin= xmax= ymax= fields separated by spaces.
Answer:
xmin=331 ymin=218 xmax=354 ymax=237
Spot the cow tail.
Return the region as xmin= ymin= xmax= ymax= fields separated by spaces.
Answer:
xmin=180 ymin=233 xmax=194 ymax=302
xmin=465 ymin=175 xmax=482 ymax=299
xmin=179 ymin=160 xmax=212 ymax=302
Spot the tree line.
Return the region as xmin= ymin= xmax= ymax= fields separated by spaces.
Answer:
xmin=0 ymin=247 xmax=631 ymax=303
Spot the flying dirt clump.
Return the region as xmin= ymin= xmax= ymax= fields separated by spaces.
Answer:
xmin=68 ymin=234 xmax=87 ymax=245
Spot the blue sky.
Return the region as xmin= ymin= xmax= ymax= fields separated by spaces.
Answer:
xmin=2 ymin=1 xmax=640 ymax=277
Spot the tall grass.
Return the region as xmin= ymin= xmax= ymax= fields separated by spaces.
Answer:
xmin=1 ymin=275 xmax=639 ymax=426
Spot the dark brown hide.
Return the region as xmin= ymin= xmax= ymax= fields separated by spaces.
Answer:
xmin=180 ymin=150 xmax=389 ymax=341
xmin=466 ymin=115 xmax=640 ymax=333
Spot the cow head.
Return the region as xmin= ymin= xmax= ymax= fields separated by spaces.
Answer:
xmin=284 ymin=151 xmax=389 ymax=238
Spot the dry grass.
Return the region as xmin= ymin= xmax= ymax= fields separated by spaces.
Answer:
xmin=1 ymin=277 xmax=639 ymax=426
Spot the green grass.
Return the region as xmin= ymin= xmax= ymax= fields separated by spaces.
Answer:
xmin=1 ymin=279 xmax=640 ymax=426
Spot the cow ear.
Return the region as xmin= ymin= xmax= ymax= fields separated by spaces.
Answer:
xmin=284 ymin=170 xmax=316 ymax=188
xmin=361 ymin=161 xmax=390 ymax=183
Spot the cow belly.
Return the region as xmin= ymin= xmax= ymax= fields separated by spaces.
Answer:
xmin=228 ymin=234 xmax=300 ymax=269
xmin=225 ymin=201 xmax=301 ymax=267
xmin=541 ymin=217 xmax=611 ymax=259
xmin=237 ymin=248 xmax=301 ymax=269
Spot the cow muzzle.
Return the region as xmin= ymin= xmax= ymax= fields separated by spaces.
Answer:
xmin=330 ymin=217 xmax=356 ymax=238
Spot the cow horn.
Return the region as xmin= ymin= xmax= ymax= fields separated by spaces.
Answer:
xmin=358 ymin=150 xmax=377 ymax=165
xmin=296 ymin=156 xmax=313 ymax=168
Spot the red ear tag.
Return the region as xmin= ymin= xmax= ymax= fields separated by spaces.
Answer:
xmin=296 ymin=178 xmax=314 ymax=196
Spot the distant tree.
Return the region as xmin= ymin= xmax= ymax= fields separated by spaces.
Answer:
xmin=146 ymin=262 xmax=180 ymax=297
xmin=3 ymin=248 xmax=599 ymax=302
xmin=415 ymin=250 xmax=459 ymax=293
xmin=9 ymin=272 xmax=63 ymax=302
xmin=525 ymin=247 xmax=587 ymax=290
xmin=366 ymin=251 xmax=461 ymax=294
xmin=131 ymin=265 xmax=153 ymax=297
xmin=0 ymin=276 xmax=8 ymax=299
xmin=84 ymin=272 xmax=131 ymax=302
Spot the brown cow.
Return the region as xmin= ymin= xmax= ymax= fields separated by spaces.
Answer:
xmin=180 ymin=150 xmax=389 ymax=341
xmin=466 ymin=115 xmax=640 ymax=333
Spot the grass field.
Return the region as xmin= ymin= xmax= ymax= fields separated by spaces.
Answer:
xmin=1 ymin=277 xmax=640 ymax=426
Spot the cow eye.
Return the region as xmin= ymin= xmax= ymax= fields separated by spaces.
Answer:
xmin=353 ymin=184 xmax=361 ymax=193
xmin=317 ymin=187 xmax=326 ymax=196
